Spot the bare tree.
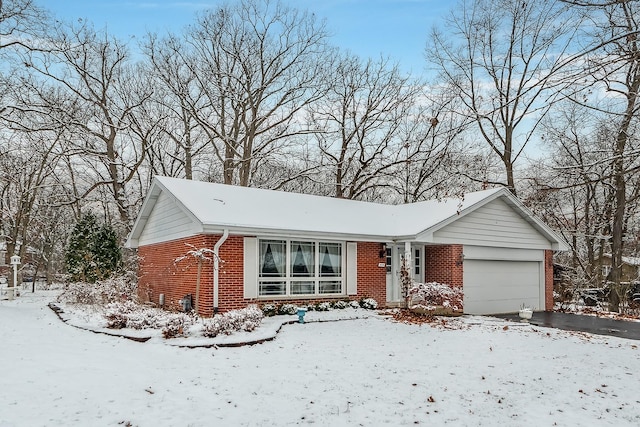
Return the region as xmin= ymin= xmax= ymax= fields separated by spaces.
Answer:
xmin=143 ymin=33 xmax=210 ymax=181
xmin=180 ymin=0 xmax=332 ymax=186
xmin=566 ymin=0 xmax=640 ymax=311
xmin=20 ymin=21 xmax=152 ymax=228
xmin=309 ymin=54 xmax=421 ymax=200
xmin=426 ymin=0 xmax=581 ymax=195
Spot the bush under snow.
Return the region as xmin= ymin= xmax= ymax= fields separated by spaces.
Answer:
xmin=359 ymin=298 xmax=378 ymax=310
xmin=408 ymin=282 xmax=463 ymax=311
xmin=57 ymin=276 xmax=137 ymax=306
xmin=201 ymin=305 xmax=264 ymax=337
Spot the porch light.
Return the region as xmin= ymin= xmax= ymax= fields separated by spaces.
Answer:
xmin=379 ymin=243 xmax=387 ymax=258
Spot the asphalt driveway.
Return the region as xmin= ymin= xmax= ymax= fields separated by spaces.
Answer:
xmin=494 ymin=311 xmax=640 ymax=341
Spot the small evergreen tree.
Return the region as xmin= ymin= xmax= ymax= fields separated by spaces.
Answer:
xmin=65 ymin=212 xmax=122 ymax=283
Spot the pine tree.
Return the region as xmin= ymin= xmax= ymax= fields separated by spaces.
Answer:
xmin=65 ymin=212 xmax=122 ymax=282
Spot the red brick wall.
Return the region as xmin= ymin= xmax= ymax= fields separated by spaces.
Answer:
xmin=424 ymin=244 xmax=464 ymax=288
xmin=356 ymin=242 xmax=387 ymax=304
xmin=217 ymin=235 xmax=245 ymax=312
xmin=545 ymin=249 xmax=554 ymax=311
xmin=137 ymin=235 xmax=216 ymax=316
xmin=139 ymin=236 xmax=388 ymax=315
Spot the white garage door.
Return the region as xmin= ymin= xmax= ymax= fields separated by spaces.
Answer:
xmin=463 ymin=259 xmax=542 ymax=315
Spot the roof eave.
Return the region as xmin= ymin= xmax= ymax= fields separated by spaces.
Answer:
xmin=201 ymin=224 xmax=398 ymax=243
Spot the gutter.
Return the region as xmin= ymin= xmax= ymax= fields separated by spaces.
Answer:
xmin=213 ymin=229 xmax=229 ymax=313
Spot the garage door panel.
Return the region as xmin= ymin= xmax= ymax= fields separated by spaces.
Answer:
xmin=463 ymin=259 xmax=541 ymax=315
xmin=465 ymin=283 xmax=539 ymax=301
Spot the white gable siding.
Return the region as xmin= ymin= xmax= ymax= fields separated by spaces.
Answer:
xmin=432 ymin=198 xmax=550 ymax=249
xmin=138 ymin=191 xmax=197 ymax=246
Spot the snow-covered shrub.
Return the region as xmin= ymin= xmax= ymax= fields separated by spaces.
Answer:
xmin=103 ymin=300 xmax=195 ymax=336
xmin=359 ymin=298 xmax=378 ymax=310
xmin=315 ymin=301 xmax=331 ymax=311
xmin=201 ymin=315 xmax=230 ymax=338
xmin=349 ymin=300 xmax=360 ymax=309
xmin=162 ymin=315 xmax=190 ymax=338
xmin=104 ymin=300 xmax=139 ymax=328
xmin=240 ymin=305 xmax=263 ymax=332
xmin=57 ymin=276 xmax=137 ymax=306
xmin=201 ymin=305 xmax=264 ymax=337
xmin=261 ymin=303 xmax=277 ymax=317
xmin=332 ymin=300 xmax=348 ymax=309
xmin=278 ymin=303 xmax=297 ymax=315
xmin=408 ymin=282 xmax=463 ymax=311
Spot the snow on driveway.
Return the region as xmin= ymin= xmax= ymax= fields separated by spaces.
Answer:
xmin=1 ymin=291 xmax=639 ymax=426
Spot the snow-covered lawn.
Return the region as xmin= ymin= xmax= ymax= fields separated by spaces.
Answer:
xmin=2 ymin=291 xmax=639 ymax=426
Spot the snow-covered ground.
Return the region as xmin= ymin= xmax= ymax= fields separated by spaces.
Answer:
xmin=1 ymin=291 xmax=639 ymax=426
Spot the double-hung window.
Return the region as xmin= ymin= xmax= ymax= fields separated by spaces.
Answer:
xmin=258 ymin=239 xmax=344 ymax=297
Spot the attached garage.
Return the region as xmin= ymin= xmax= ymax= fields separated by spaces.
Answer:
xmin=462 ymin=247 xmax=545 ymax=314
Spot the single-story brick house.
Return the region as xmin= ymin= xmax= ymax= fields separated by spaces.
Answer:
xmin=126 ymin=176 xmax=567 ymax=316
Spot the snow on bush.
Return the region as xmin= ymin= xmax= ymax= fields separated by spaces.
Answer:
xmin=408 ymin=282 xmax=463 ymax=310
xmin=359 ymin=298 xmax=378 ymax=310
xmin=57 ymin=276 xmax=137 ymax=305
xmin=349 ymin=300 xmax=360 ymax=309
xmin=162 ymin=315 xmax=191 ymax=339
xmin=261 ymin=303 xmax=277 ymax=317
xmin=104 ymin=300 xmax=192 ymax=338
xmin=315 ymin=302 xmax=331 ymax=311
xmin=332 ymin=300 xmax=348 ymax=309
xmin=201 ymin=305 xmax=264 ymax=337
xmin=277 ymin=303 xmax=297 ymax=315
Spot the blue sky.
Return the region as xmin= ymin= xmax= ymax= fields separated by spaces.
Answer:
xmin=45 ymin=0 xmax=451 ymax=74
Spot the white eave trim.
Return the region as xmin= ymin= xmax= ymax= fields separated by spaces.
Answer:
xmin=201 ymin=224 xmax=397 ymax=243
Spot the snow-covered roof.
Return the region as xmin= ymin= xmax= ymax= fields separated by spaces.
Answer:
xmin=127 ymin=176 xmax=567 ymax=249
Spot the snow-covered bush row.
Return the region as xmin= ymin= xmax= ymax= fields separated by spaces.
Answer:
xmin=57 ymin=276 xmax=137 ymax=305
xmin=201 ymin=305 xmax=264 ymax=337
xmin=104 ymin=300 xmax=193 ymax=338
xmin=260 ymin=298 xmax=379 ymax=316
xmin=408 ymin=282 xmax=463 ymax=310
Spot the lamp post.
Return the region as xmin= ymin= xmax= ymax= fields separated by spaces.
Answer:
xmin=9 ymin=254 xmax=21 ymax=300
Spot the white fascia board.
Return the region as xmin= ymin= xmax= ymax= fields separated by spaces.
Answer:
xmin=201 ymin=224 xmax=397 ymax=243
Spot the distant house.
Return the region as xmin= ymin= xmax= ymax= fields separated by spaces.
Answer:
xmin=126 ymin=177 xmax=568 ymax=316
xmin=598 ymin=254 xmax=640 ymax=283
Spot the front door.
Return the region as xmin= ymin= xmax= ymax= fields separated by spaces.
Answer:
xmin=386 ymin=244 xmax=423 ymax=304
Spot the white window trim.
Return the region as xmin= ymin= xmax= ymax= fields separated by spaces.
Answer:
xmin=257 ymin=239 xmax=346 ymax=298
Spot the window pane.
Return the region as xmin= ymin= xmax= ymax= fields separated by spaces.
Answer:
xmin=414 ymin=249 xmax=420 ymax=275
xmin=319 ymin=280 xmax=342 ymax=294
xmin=259 ymin=281 xmax=286 ymax=296
xmin=319 ymin=243 xmax=342 ymax=277
xmin=291 ymin=281 xmax=315 ymax=295
xmin=291 ymin=241 xmax=315 ymax=277
xmin=260 ymin=240 xmax=285 ymax=277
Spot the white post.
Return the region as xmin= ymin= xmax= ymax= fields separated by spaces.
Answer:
xmin=404 ymin=241 xmax=412 ymax=275
xmin=9 ymin=255 xmax=21 ymax=300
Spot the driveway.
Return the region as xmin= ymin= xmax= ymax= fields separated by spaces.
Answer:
xmin=494 ymin=311 xmax=640 ymax=341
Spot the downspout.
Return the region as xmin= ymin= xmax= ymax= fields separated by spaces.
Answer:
xmin=213 ymin=229 xmax=229 ymax=314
